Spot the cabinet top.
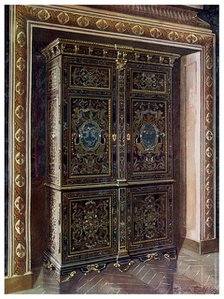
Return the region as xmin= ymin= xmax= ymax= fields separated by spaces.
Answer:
xmin=41 ymin=38 xmax=180 ymax=67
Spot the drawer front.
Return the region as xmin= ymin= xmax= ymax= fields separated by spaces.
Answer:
xmin=62 ymin=189 xmax=118 ymax=263
xmin=127 ymin=184 xmax=174 ymax=254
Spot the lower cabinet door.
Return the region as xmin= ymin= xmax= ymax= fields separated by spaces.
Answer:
xmin=127 ymin=184 xmax=174 ymax=255
xmin=62 ymin=189 xmax=118 ymax=264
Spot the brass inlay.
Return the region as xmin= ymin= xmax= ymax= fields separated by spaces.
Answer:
xmin=131 ymin=70 xmax=167 ymax=94
xmin=131 ymin=99 xmax=169 ymax=175
xmin=68 ymin=96 xmax=112 ymax=179
xmin=131 ymin=191 xmax=169 ymax=244
xmin=68 ymin=196 xmax=112 ymax=255
xmin=112 ymin=133 xmax=117 ymax=142
xmin=69 ymin=64 xmax=111 ymax=90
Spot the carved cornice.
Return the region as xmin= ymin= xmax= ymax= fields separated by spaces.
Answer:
xmin=87 ymin=5 xmax=210 ymax=29
xmin=41 ymin=38 xmax=179 ymax=67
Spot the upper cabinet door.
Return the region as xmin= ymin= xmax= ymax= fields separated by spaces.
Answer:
xmin=62 ymin=56 xmax=117 ymax=186
xmin=126 ymin=63 xmax=173 ymax=181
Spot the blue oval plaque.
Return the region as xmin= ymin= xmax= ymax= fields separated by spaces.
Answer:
xmin=80 ymin=121 xmax=100 ymax=151
xmin=141 ymin=123 xmax=158 ymax=150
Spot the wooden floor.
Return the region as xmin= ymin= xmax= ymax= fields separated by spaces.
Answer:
xmin=14 ymin=248 xmax=219 ymax=294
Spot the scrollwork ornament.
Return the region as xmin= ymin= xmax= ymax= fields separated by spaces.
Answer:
xmin=57 ymin=12 xmax=70 ymax=24
xmin=16 ymin=243 xmax=26 ymax=258
xmin=15 ymin=105 xmax=25 ymax=119
xmin=15 ymin=128 xmax=25 ymax=143
xmin=15 ymin=196 xmax=25 ymax=213
xmin=77 ymin=16 xmax=90 ymax=27
xmin=15 ymin=220 xmax=25 ymax=235
xmin=16 ymin=57 xmax=26 ymax=72
xmin=205 ymin=216 xmax=213 ymax=228
xmin=186 ymin=33 xmax=198 ymax=43
xmin=16 ymin=82 xmax=25 ymax=96
xmin=206 ymin=163 xmax=213 ymax=175
xmin=206 ymin=130 xmax=213 ymax=141
xmin=15 ymin=152 xmax=25 ymax=165
xmin=132 ymin=24 xmax=144 ymax=35
xmin=150 ymin=27 xmax=162 ymax=38
xmin=15 ymin=174 xmax=25 ymax=188
xmin=206 ymin=113 xmax=213 ymax=123
xmin=96 ymin=19 xmax=109 ymax=30
xmin=37 ymin=9 xmax=50 ymax=21
xmin=115 ymin=22 xmax=127 ymax=33
xmin=168 ymin=31 xmax=179 ymax=41
xmin=206 ymin=147 xmax=213 ymax=158
xmin=17 ymin=31 xmax=26 ymax=47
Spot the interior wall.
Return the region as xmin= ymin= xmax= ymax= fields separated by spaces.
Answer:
xmin=180 ymin=52 xmax=201 ymax=242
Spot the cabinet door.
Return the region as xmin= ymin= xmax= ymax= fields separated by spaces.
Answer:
xmin=127 ymin=185 xmax=174 ymax=254
xmin=62 ymin=189 xmax=118 ymax=264
xmin=127 ymin=63 xmax=173 ymax=181
xmin=62 ymin=56 xmax=116 ymax=186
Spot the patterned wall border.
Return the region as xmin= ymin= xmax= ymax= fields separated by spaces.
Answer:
xmin=8 ymin=5 xmax=216 ymax=276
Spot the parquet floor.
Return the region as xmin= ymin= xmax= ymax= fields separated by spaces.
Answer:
xmin=14 ymin=248 xmax=219 ymax=294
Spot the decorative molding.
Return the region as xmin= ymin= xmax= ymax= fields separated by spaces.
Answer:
xmin=86 ymin=5 xmax=210 ymax=29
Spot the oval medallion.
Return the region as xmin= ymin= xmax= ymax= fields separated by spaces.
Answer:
xmin=80 ymin=121 xmax=100 ymax=151
xmin=141 ymin=123 xmax=158 ymax=150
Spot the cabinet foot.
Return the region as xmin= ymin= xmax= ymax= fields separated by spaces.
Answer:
xmin=80 ymin=263 xmax=106 ymax=275
xmin=43 ymin=259 xmax=55 ymax=271
xmin=113 ymin=260 xmax=134 ymax=272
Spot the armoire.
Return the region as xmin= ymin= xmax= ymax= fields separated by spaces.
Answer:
xmin=5 ymin=4 xmax=217 ymax=292
xmin=42 ymin=38 xmax=179 ymax=281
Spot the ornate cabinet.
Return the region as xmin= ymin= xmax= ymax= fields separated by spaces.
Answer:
xmin=42 ymin=38 xmax=179 ymax=281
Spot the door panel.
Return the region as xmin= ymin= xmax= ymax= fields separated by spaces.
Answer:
xmin=62 ymin=189 xmax=118 ymax=263
xmin=62 ymin=56 xmax=116 ymax=185
xmin=127 ymin=184 xmax=174 ymax=254
xmin=127 ymin=63 xmax=173 ymax=181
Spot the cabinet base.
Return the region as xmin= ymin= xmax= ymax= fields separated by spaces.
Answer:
xmin=43 ymin=246 xmax=177 ymax=282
